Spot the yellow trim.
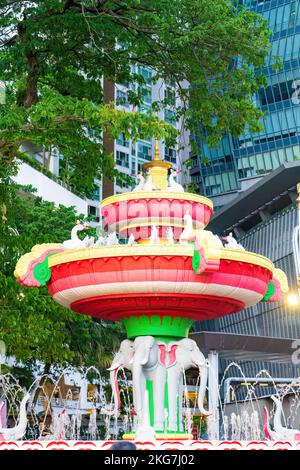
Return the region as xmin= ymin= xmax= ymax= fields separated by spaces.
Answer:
xmin=101 ymin=191 xmax=214 ymax=210
xmin=138 ymin=239 xmax=169 ymax=244
xmin=219 ymin=248 xmax=274 ymax=272
xmin=273 ymin=268 xmax=289 ymax=293
xmin=48 ymin=242 xmax=274 ymax=273
xmin=48 ymin=244 xmax=194 ymax=267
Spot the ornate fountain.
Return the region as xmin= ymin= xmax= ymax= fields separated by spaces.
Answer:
xmin=14 ymin=143 xmax=288 ymax=441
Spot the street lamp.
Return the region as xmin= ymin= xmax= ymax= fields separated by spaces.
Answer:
xmin=287 ymin=293 xmax=299 ymax=307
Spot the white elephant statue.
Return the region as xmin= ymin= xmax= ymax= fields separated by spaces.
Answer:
xmin=131 ymin=336 xmax=166 ymax=431
xmin=167 ymin=338 xmax=210 ymax=431
xmin=103 ymin=339 xmax=134 ymax=417
xmin=264 ymin=395 xmax=300 ymax=440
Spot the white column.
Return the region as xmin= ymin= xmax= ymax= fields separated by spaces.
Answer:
xmin=208 ymin=350 xmax=219 ymax=440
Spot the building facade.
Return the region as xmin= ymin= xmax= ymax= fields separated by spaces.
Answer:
xmin=190 ymin=0 xmax=300 ymax=210
xmin=113 ymin=66 xmax=189 ymax=196
xmin=195 ymin=162 xmax=300 ymax=400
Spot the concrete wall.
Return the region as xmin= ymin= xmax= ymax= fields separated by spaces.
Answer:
xmin=14 ymin=161 xmax=89 ymax=216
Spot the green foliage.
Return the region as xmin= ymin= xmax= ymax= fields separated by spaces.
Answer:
xmin=0 ymin=0 xmax=275 ymax=193
xmin=0 ymin=176 xmax=124 ymax=368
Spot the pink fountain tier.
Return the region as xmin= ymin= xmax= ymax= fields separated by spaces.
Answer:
xmin=41 ymin=243 xmax=285 ymax=338
xmin=14 ymin=143 xmax=288 ymax=439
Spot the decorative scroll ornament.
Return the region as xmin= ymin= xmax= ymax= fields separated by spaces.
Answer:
xmin=14 ymin=243 xmax=64 ymax=287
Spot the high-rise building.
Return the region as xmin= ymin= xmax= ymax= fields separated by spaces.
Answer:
xmin=111 ymin=66 xmax=189 ymax=197
xmin=190 ymin=0 xmax=300 ymax=210
xmin=193 ymin=162 xmax=300 ymax=402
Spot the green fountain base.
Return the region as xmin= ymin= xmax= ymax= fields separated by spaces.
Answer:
xmin=122 ymin=315 xmax=193 ymax=339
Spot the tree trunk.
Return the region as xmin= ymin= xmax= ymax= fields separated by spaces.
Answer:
xmin=17 ymin=23 xmax=39 ymax=108
xmin=23 ymin=51 xmax=39 ymax=108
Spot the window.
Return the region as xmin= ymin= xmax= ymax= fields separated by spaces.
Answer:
xmin=140 ymin=85 xmax=152 ymax=104
xmin=116 ymin=89 xmax=129 ymax=107
xmin=138 ymin=66 xmax=152 ymax=83
xmin=116 ymin=133 xmax=130 ymax=148
xmin=165 ymin=147 xmax=177 ymax=164
xmin=139 ymin=102 xmax=152 ymax=113
xmin=116 ymin=176 xmax=130 ymax=190
xmin=137 ymin=141 xmax=152 ymax=161
xmin=88 ymin=205 xmax=100 ymax=222
xmin=164 ymin=109 xmax=176 ymax=125
xmin=91 ymin=187 xmax=100 ymax=201
xmin=116 ymin=151 xmax=129 ymax=168
xmin=164 ymin=87 xmax=176 ymax=106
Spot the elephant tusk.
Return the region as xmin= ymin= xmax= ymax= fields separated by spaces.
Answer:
xmin=194 ymin=360 xmax=206 ymax=368
xmin=199 ymin=408 xmax=212 ymax=416
xmin=140 ymin=349 xmax=151 ymax=365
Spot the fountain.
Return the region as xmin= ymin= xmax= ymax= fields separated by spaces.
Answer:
xmin=13 ymin=142 xmax=289 ymax=442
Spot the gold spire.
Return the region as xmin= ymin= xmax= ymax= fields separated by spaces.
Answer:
xmin=142 ymin=140 xmax=172 ymax=190
xmin=154 ymin=141 xmax=160 ymax=161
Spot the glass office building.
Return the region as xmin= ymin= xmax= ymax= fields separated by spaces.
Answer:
xmin=190 ymin=0 xmax=300 ymax=204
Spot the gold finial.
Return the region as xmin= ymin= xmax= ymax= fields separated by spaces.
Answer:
xmin=142 ymin=140 xmax=172 ymax=190
xmin=154 ymin=141 xmax=160 ymax=161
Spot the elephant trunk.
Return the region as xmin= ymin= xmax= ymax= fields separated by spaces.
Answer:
xmin=132 ymin=361 xmax=144 ymax=419
xmin=109 ymin=366 xmax=120 ymax=415
xmin=196 ymin=362 xmax=211 ymax=416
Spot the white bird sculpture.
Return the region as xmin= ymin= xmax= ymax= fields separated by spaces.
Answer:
xmin=94 ymin=235 xmax=107 ymax=247
xmin=0 ymin=393 xmax=30 ymax=441
xmin=106 ymin=232 xmax=119 ymax=246
xmin=132 ymin=172 xmax=145 ymax=192
xmin=166 ymin=227 xmax=174 ymax=244
xmin=143 ymin=169 xmax=157 ymax=191
xmin=223 ymin=232 xmax=245 ymax=251
xmin=166 ymin=169 xmax=185 ymax=193
xmin=83 ymin=235 xmax=95 ymax=248
xmin=264 ymin=395 xmax=300 ymax=440
xmin=128 ymin=234 xmax=136 ymax=245
xmin=150 ymin=225 xmax=161 ymax=244
xmin=62 ymin=221 xmax=89 ymax=250
xmin=179 ymin=214 xmax=195 ymax=244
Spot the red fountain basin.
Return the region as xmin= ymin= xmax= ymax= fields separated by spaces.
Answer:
xmin=47 ymin=244 xmax=274 ymax=322
xmin=100 ymin=192 xmax=213 ymax=241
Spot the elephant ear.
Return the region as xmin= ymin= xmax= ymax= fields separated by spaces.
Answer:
xmin=180 ymin=338 xmax=195 ymax=351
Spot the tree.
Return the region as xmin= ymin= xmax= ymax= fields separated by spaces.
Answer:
xmin=0 ymin=178 xmax=123 ymax=370
xmin=0 ymin=0 xmax=276 ymax=196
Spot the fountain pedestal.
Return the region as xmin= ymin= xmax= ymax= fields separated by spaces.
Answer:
xmin=14 ymin=145 xmax=288 ymax=441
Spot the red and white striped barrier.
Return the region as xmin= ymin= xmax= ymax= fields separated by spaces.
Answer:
xmin=0 ymin=440 xmax=299 ymax=450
